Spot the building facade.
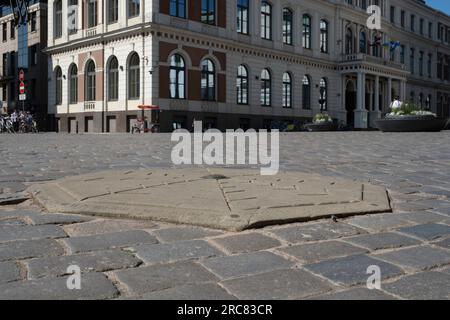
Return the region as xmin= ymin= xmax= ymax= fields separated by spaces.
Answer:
xmin=46 ymin=0 xmax=450 ymax=133
xmin=0 ymin=0 xmax=48 ymax=128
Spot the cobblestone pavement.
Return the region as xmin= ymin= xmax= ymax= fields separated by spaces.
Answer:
xmin=0 ymin=132 xmax=449 ymax=300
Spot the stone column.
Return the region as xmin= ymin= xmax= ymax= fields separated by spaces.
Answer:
xmin=370 ymin=75 xmax=381 ymax=127
xmin=400 ymin=80 xmax=406 ymax=101
xmin=355 ymin=71 xmax=368 ymax=129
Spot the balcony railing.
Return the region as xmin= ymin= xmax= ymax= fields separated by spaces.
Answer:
xmin=84 ymin=102 xmax=95 ymax=111
xmin=342 ymin=53 xmax=406 ymax=70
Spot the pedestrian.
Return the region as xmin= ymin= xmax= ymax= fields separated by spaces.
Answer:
xmin=11 ymin=109 xmax=18 ymax=132
xmin=390 ymin=95 xmax=402 ymax=110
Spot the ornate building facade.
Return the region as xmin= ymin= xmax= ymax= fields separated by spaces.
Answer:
xmin=46 ymin=0 xmax=450 ymax=132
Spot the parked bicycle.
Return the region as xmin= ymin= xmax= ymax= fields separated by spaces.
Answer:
xmin=0 ymin=115 xmax=15 ymax=133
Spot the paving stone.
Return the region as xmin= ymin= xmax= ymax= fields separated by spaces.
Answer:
xmin=0 ymin=209 xmax=40 ymax=218
xmin=221 ymin=269 xmax=333 ymax=300
xmin=26 ymin=249 xmax=142 ymax=279
xmin=373 ymin=246 xmax=450 ymax=271
xmin=383 ymin=272 xmax=450 ymax=300
xmin=269 ymin=222 xmax=365 ymax=244
xmin=395 ymin=212 xmax=449 ymax=224
xmin=343 ymin=232 xmax=421 ymax=251
xmin=0 ymin=239 xmax=65 ymax=261
xmin=64 ymin=230 xmax=158 ymax=253
xmin=211 ymin=233 xmax=281 ymax=254
xmin=200 ymin=251 xmax=294 ymax=279
xmin=279 ymin=241 xmax=368 ymax=263
xmin=152 ymin=227 xmax=223 ymax=243
xmin=393 ymin=201 xmax=434 ymax=212
xmin=0 ymin=272 xmax=119 ymax=300
xmin=0 ymin=192 xmax=29 ymax=205
xmin=63 ymin=219 xmax=157 ymax=237
xmin=135 ymin=283 xmax=236 ymax=300
xmin=312 ymin=287 xmax=397 ymax=300
xmin=28 ymin=214 xmax=92 ymax=225
xmin=0 ymin=225 xmax=67 ymax=243
xmin=132 ymin=240 xmax=223 ymax=264
xmin=0 ymin=218 xmax=26 ymax=226
xmin=0 ymin=261 xmax=21 ymax=284
xmin=397 ymin=223 xmax=450 ymax=241
xmin=304 ymin=255 xmax=403 ymax=286
xmin=114 ymin=261 xmax=218 ymax=295
xmin=433 ymin=237 xmax=450 ymax=249
xmin=345 ymin=213 xmax=411 ymax=232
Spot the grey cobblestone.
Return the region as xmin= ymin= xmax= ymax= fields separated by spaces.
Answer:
xmin=342 ymin=232 xmax=421 ymax=251
xmin=134 ymin=283 xmax=236 ymax=300
xmin=311 ymin=287 xmax=397 ymax=300
xmin=221 ymin=269 xmax=333 ymax=300
xmin=345 ymin=213 xmax=411 ymax=232
xmin=279 ymin=241 xmax=368 ymax=263
xmin=0 ymin=239 xmax=65 ymax=261
xmin=0 ymin=225 xmax=67 ymax=243
xmin=304 ymin=255 xmax=404 ymax=286
xmin=132 ymin=240 xmax=223 ymax=265
xmin=211 ymin=233 xmax=281 ymax=254
xmin=396 ymin=223 xmax=450 ymax=241
xmin=373 ymin=246 xmax=450 ymax=271
xmin=28 ymin=214 xmax=92 ymax=225
xmin=0 ymin=272 xmax=119 ymax=300
xmin=64 ymin=230 xmax=158 ymax=253
xmin=26 ymin=249 xmax=142 ymax=279
xmin=152 ymin=227 xmax=223 ymax=243
xmin=200 ymin=251 xmax=294 ymax=279
xmin=113 ymin=261 xmax=219 ymax=296
xmin=0 ymin=261 xmax=21 ymax=284
xmin=63 ymin=219 xmax=157 ymax=237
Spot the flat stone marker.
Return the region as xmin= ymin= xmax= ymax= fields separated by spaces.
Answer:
xmin=28 ymin=168 xmax=391 ymax=231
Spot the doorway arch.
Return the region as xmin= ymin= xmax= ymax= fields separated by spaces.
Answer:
xmin=346 ymin=79 xmax=356 ymax=126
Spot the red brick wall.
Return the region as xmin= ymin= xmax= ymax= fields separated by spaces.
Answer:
xmin=160 ymin=42 xmax=178 ymax=62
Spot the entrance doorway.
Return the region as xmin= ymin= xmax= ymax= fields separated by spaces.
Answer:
xmin=345 ymin=80 xmax=356 ymax=127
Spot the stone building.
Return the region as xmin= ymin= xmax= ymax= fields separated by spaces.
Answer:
xmin=46 ymin=0 xmax=450 ymax=133
xmin=0 ymin=0 xmax=48 ymax=129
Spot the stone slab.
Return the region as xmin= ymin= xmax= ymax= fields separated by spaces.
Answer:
xmin=0 ymin=225 xmax=67 ymax=243
xmin=152 ymin=227 xmax=223 ymax=243
xmin=28 ymin=168 xmax=391 ymax=231
xmin=312 ymin=287 xmax=397 ymax=300
xmin=0 ymin=261 xmax=21 ymax=284
xmin=342 ymin=232 xmax=421 ymax=251
xmin=396 ymin=223 xmax=450 ymax=241
xmin=134 ymin=283 xmax=236 ymax=300
xmin=63 ymin=219 xmax=156 ymax=237
xmin=211 ymin=233 xmax=281 ymax=254
xmin=28 ymin=213 xmax=92 ymax=225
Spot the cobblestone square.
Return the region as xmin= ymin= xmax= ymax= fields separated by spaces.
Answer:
xmin=0 ymin=132 xmax=449 ymax=299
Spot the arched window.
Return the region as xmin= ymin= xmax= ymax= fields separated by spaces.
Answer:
xmin=85 ymin=60 xmax=96 ymax=101
xmin=108 ymin=57 xmax=119 ymax=101
xmin=260 ymin=69 xmax=271 ymax=106
xmin=201 ymin=59 xmax=215 ymax=101
xmin=55 ymin=67 xmax=62 ymax=105
xmin=320 ymin=20 xmax=328 ymax=53
xmin=170 ymin=54 xmax=186 ymax=99
xmin=54 ymin=0 xmax=62 ymax=38
xmin=237 ymin=65 xmax=248 ymax=105
xmin=128 ymin=53 xmax=140 ymax=99
xmin=346 ymin=28 xmax=353 ymax=54
xmin=282 ymin=72 xmax=292 ymax=108
xmin=128 ymin=0 xmax=140 ymax=18
xmin=283 ymin=8 xmax=293 ymax=45
xmin=302 ymin=75 xmax=311 ymax=109
xmin=88 ymin=0 xmax=98 ymax=28
xmin=68 ymin=64 xmax=78 ymax=104
xmin=302 ymin=14 xmax=312 ymax=49
xmin=360 ymin=31 xmax=367 ymax=54
xmin=320 ymin=78 xmax=328 ymax=111
xmin=261 ymin=1 xmax=272 ymax=40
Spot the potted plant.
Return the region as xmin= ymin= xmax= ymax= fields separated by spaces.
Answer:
xmin=304 ymin=113 xmax=338 ymax=132
xmin=375 ymin=102 xmax=450 ymax=132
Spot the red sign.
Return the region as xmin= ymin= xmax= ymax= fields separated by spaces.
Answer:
xmin=19 ymin=82 xmax=25 ymax=94
xmin=19 ymin=70 xmax=25 ymax=82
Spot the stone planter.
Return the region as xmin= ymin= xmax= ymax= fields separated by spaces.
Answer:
xmin=375 ymin=115 xmax=450 ymax=132
xmin=304 ymin=122 xmax=338 ymax=132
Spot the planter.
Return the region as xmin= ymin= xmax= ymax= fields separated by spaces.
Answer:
xmin=304 ymin=122 xmax=338 ymax=132
xmin=375 ymin=116 xmax=450 ymax=132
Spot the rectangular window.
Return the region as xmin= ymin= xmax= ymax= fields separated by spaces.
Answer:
xmin=170 ymin=0 xmax=186 ymax=18
xmin=68 ymin=0 xmax=78 ymax=34
xmin=30 ymin=12 xmax=37 ymax=32
xmin=108 ymin=0 xmax=119 ymax=23
xmin=10 ymin=21 xmax=14 ymax=39
xmin=420 ymin=19 xmax=424 ymax=35
xmin=428 ymin=53 xmax=432 ymax=78
xmin=400 ymin=45 xmax=405 ymax=64
xmin=401 ymin=11 xmax=405 ymax=28
xmin=429 ymin=22 xmax=433 ymax=38
xmin=201 ymin=0 xmax=215 ymax=25
xmin=237 ymin=0 xmax=249 ymax=35
xmin=419 ymin=51 xmax=424 ymax=76
xmin=128 ymin=0 xmax=140 ymax=18
xmin=2 ymin=23 xmax=6 ymax=42
xmin=410 ymin=15 xmax=415 ymax=32
xmin=88 ymin=0 xmax=98 ymax=28
xmin=410 ymin=48 xmax=415 ymax=74
xmin=390 ymin=6 xmax=395 ymax=24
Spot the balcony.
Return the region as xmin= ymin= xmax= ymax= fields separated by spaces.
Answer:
xmin=341 ymin=53 xmax=407 ymax=71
